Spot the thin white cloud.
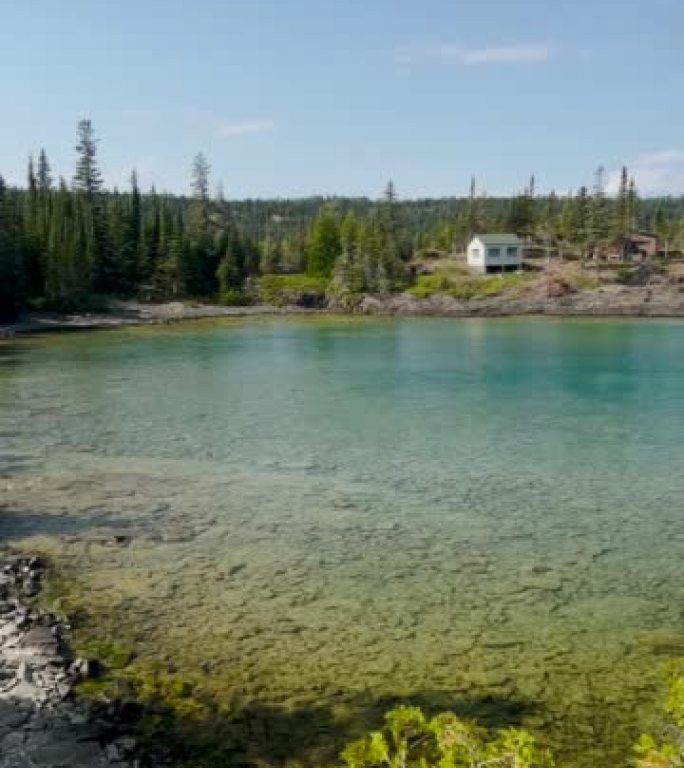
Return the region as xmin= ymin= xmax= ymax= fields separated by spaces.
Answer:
xmin=214 ymin=119 xmax=275 ymax=138
xmin=606 ymin=150 xmax=684 ymax=195
xmin=461 ymin=44 xmax=550 ymax=65
xmin=396 ymin=42 xmax=551 ymax=66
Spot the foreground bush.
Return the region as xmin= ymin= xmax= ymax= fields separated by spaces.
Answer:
xmin=635 ymin=660 xmax=684 ymax=768
xmin=339 ymin=706 xmax=554 ymax=768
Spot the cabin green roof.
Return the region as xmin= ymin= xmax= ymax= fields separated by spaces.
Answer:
xmin=471 ymin=234 xmax=522 ymax=245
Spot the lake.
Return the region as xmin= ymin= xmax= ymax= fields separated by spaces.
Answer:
xmin=1 ymin=316 xmax=683 ymax=766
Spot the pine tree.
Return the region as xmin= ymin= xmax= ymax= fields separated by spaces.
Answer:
xmin=156 ymin=210 xmax=185 ymax=297
xmin=339 ymin=211 xmax=359 ymax=258
xmin=614 ymin=166 xmax=630 ymax=239
xmin=73 ymin=119 xmax=103 ymax=196
xmin=191 ymin=152 xmax=210 ymax=200
xmin=0 ymin=175 xmax=26 ymax=317
xmin=306 ymin=205 xmax=340 ymax=277
xmin=140 ymin=188 xmax=162 ymax=283
xmin=587 ymin=166 xmax=610 ymax=260
xmin=27 ymin=156 xmax=37 ymax=197
xmin=384 ymin=180 xmax=397 ymax=205
xmin=563 ymin=186 xmax=591 ymax=257
xmin=627 ymin=176 xmax=639 ymax=231
xmin=654 ymin=205 xmax=673 ymax=258
xmin=506 ymin=178 xmax=536 ymax=239
xmin=190 ymin=152 xmax=211 ymax=233
xmin=462 ymin=177 xmax=485 ymax=245
xmin=37 ymin=149 xmax=52 ymax=192
xmin=121 ymin=169 xmax=142 ymax=288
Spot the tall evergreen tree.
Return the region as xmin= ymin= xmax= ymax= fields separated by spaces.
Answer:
xmin=121 ymin=169 xmax=143 ymax=288
xmin=627 ymin=176 xmax=639 ymax=232
xmin=73 ymin=119 xmax=103 ymax=196
xmin=0 ymin=175 xmax=26 ymax=317
xmin=190 ymin=152 xmax=211 ymax=233
xmin=587 ymin=166 xmax=610 ymax=259
xmin=614 ymin=166 xmax=630 ymax=239
xmin=37 ymin=149 xmax=52 ymax=192
xmin=306 ymin=205 xmax=341 ymax=277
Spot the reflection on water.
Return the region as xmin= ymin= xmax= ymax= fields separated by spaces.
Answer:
xmin=1 ymin=317 xmax=684 ymax=766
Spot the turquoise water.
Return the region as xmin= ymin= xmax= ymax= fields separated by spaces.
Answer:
xmin=1 ymin=317 xmax=684 ymax=765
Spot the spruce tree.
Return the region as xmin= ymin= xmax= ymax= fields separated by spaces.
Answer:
xmin=0 ymin=175 xmax=26 ymax=317
xmin=340 ymin=211 xmax=359 ymax=258
xmin=306 ymin=205 xmax=341 ymax=277
xmin=121 ymin=169 xmax=142 ymax=288
xmin=190 ymin=152 xmax=211 ymax=232
xmin=37 ymin=149 xmax=52 ymax=192
xmin=614 ymin=166 xmax=630 ymax=239
xmin=627 ymin=176 xmax=639 ymax=232
xmin=73 ymin=119 xmax=103 ymax=196
xmin=587 ymin=166 xmax=610 ymax=260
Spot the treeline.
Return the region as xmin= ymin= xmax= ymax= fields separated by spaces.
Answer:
xmin=2 ymin=121 xmax=684 ymax=318
xmin=0 ymin=121 xmax=263 ymax=318
xmin=231 ymin=172 xmax=684 ymax=258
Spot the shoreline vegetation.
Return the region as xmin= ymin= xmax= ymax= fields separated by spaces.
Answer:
xmin=4 ymin=276 xmax=684 ymax=338
xmin=2 ymin=550 xmax=682 ymax=768
xmin=2 ymin=121 xmax=684 ymax=328
xmin=5 ymin=255 xmax=684 ymax=336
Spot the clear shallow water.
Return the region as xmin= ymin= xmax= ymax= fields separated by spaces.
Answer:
xmin=1 ymin=317 xmax=684 ymax=765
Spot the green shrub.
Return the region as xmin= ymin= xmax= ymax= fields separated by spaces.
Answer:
xmin=217 ymin=288 xmax=250 ymax=306
xmin=635 ymin=660 xmax=684 ymax=768
xmin=258 ymin=274 xmax=329 ymax=306
xmin=406 ymin=274 xmax=452 ymax=298
xmin=339 ymin=706 xmax=554 ymax=768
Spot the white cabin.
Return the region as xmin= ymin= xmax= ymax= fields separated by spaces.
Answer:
xmin=467 ymin=234 xmax=523 ymax=273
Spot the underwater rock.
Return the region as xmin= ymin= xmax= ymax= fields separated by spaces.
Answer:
xmin=0 ymin=553 xmax=152 ymax=767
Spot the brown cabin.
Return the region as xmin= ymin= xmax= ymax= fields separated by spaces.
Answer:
xmin=606 ymin=233 xmax=658 ymax=262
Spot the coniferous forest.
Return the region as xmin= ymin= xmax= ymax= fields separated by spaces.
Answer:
xmin=2 ymin=120 xmax=684 ymax=319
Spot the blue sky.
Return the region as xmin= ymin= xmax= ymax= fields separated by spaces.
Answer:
xmin=1 ymin=0 xmax=682 ymax=198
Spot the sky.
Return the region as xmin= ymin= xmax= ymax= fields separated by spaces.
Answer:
xmin=1 ymin=0 xmax=683 ymax=199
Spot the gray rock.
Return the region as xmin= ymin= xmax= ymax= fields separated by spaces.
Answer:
xmin=0 ymin=554 xmax=144 ymax=767
xmin=28 ymin=738 xmax=105 ymax=766
xmin=105 ymin=742 xmax=123 ymax=761
xmin=16 ymin=661 xmax=32 ymax=683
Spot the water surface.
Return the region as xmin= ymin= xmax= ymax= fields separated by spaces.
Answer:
xmin=1 ymin=317 xmax=683 ymax=765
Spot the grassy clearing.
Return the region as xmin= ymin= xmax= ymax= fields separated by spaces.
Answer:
xmin=407 ymin=270 xmax=530 ymax=300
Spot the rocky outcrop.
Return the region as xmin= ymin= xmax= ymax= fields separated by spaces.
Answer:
xmin=355 ymin=284 xmax=684 ymax=317
xmin=0 ymin=554 xmax=154 ymax=768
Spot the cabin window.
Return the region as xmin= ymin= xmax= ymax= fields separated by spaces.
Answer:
xmin=488 ymin=247 xmax=501 ymax=257
xmin=471 ymin=248 xmax=481 ymax=258
xmin=507 ymin=246 xmax=518 ymax=256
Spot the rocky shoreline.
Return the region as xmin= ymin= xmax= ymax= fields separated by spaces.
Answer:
xmin=356 ymin=284 xmax=684 ymax=317
xmin=2 ymin=283 xmax=684 ymax=337
xmin=0 ymin=553 xmax=160 ymax=768
xmin=0 ymin=301 xmax=311 ymax=337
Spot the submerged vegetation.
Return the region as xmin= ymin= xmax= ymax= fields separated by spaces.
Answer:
xmin=33 ymin=564 xmax=684 ymax=768
xmin=340 ymin=672 xmax=684 ymax=768
xmin=2 ymin=122 xmax=684 ymax=318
